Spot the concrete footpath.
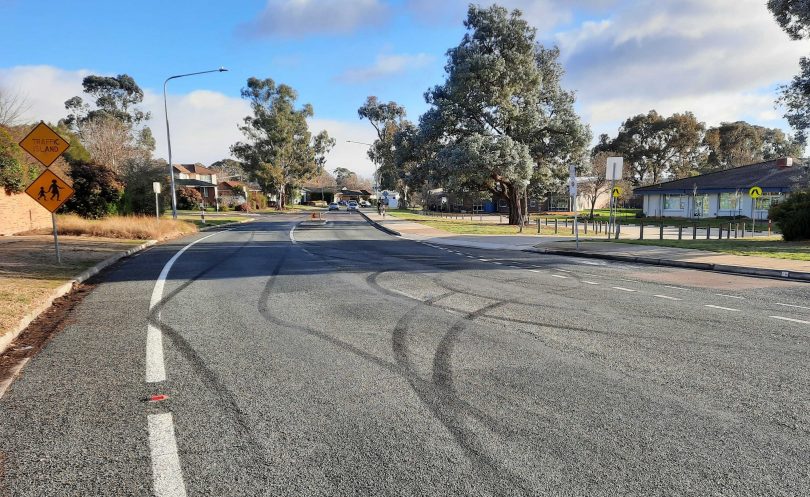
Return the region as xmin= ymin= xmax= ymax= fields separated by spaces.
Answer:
xmin=359 ymin=210 xmax=810 ymax=282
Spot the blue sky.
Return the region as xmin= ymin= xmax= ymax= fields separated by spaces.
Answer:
xmin=1 ymin=0 xmax=807 ymax=177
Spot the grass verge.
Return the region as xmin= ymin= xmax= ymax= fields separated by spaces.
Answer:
xmin=0 ymin=235 xmax=145 ymax=337
xmin=612 ymin=238 xmax=810 ymax=261
xmin=57 ymin=214 xmax=198 ymax=240
xmin=387 ymin=210 xmax=574 ymax=236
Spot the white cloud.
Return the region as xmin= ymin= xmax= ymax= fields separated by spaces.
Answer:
xmin=0 ymin=65 xmax=379 ymax=175
xmin=405 ymin=0 xmax=615 ymax=31
xmin=555 ymin=0 xmax=807 ymax=137
xmin=240 ymin=0 xmax=390 ymax=38
xmin=310 ymin=118 xmax=378 ymax=178
xmin=337 ymin=53 xmax=434 ymax=83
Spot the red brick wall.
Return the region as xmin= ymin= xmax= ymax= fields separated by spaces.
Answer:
xmin=0 ymin=191 xmax=52 ymax=235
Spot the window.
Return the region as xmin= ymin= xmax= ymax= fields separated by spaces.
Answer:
xmin=663 ymin=194 xmax=686 ymax=210
xmin=755 ymin=193 xmax=782 ymax=210
xmin=719 ymin=193 xmax=741 ymax=211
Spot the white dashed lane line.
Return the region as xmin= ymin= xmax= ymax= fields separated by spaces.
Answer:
xmin=582 ymin=281 xmax=599 ymax=285
xmin=664 ymin=285 xmax=690 ymax=291
xmin=716 ymin=294 xmax=745 ymax=299
xmin=612 ymin=286 xmax=637 ymax=292
xmin=529 ymin=269 xmax=541 ymax=273
xmin=776 ymin=303 xmax=810 ymax=310
xmin=654 ymin=294 xmax=682 ymax=301
xmin=705 ymin=304 xmax=740 ymax=312
xmin=770 ymin=316 xmax=810 ymax=324
xmin=552 ymin=275 xmax=568 ymax=279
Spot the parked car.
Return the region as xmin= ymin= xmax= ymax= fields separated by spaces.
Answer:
xmin=359 ymin=200 xmax=370 ymax=207
xmin=347 ymin=201 xmax=359 ymax=211
xmin=328 ymin=202 xmax=340 ymax=211
xmin=338 ymin=200 xmax=348 ymax=206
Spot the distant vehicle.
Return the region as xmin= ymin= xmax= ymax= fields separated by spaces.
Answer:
xmin=328 ymin=202 xmax=339 ymax=211
xmin=347 ymin=201 xmax=359 ymax=211
xmin=359 ymin=200 xmax=370 ymax=207
xmin=338 ymin=200 xmax=348 ymax=206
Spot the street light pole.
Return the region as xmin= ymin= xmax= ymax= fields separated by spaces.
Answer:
xmin=346 ymin=139 xmax=378 ymax=196
xmin=164 ymin=67 xmax=228 ymax=219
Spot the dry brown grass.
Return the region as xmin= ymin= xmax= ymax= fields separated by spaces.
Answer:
xmin=55 ymin=214 xmax=197 ymax=240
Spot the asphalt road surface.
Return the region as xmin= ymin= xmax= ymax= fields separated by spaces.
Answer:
xmin=1 ymin=212 xmax=808 ymax=496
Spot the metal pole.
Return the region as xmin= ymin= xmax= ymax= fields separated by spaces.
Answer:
xmin=163 ymin=68 xmax=228 ymax=220
xmin=155 ymin=192 xmax=160 ymax=221
xmin=573 ymin=196 xmax=579 ymax=250
xmin=51 ymin=212 xmax=61 ymax=264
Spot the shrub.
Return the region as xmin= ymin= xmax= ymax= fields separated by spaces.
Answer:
xmin=65 ymin=162 xmax=123 ymax=218
xmin=0 ymin=127 xmax=36 ymax=194
xmin=177 ymin=187 xmax=202 ymax=210
xmin=770 ymin=189 xmax=810 ymax=241
xmin=120 ymin=160 xmax=170 ymax=215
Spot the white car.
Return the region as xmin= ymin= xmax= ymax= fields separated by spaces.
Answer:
xmin=347 ymin=201 xmax=359 ymax=211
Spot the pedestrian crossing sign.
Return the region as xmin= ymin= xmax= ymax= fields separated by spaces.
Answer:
xmin=25 ymin=169 xmax=74 ymax=213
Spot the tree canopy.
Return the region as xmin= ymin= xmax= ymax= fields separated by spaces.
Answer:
xmin=63 ymin=74 xmax=150 ymax=128
xmin=418 ymin=4 xmax=590 ymax=224
xmin=231 ymin=77 xmax=334 ymax=209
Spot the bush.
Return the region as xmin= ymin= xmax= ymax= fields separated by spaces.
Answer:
xmin=177 ymin=187 xmax=202 ymax=210
xmin=770 ymin=190 xmax=810 ymax=241
xmin=236 ymin=203 xmax=249 ymax=212
xmin=64 ymin=162 xmax=123 ymax=218
xmin=120 ymin=160 xmax=170 ymax=215
xmin=0 ymin=127 xmax=36 ymax=194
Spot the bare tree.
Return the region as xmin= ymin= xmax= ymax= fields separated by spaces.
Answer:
xmin=0 ymin=88 xmax=31 ymax=127
xmin=79 ymin=116 xmax=148 ymax=175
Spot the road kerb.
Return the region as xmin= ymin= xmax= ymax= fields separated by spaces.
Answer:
xmin=524 ymin=247 xmax=810 ymax=282
xmin=357 ymin=210 xmax=402 ymax=236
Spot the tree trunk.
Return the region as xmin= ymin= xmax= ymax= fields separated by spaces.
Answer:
xmin=590 ymin=195 xmax=597 ymax=219
xmin=507 ymin=186 xmax=522 ymax=225
xmin=278 ymin=182 xmax=286 ymax=210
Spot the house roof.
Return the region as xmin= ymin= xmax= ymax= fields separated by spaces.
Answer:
xmin=634 ymin=158 xmax=807 ymax=195
xmin=176 ymin=178 xmax=216 ymax=188
xmin=173 ymin=163 xmax=216 ymax=175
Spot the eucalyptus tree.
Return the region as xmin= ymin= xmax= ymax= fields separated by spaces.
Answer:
xmin=231 ymin=77 xmax=334 ymax=209
xmin=357 ymin=96 xmax=407 ymax=191
xmin=420 ymin=4 xmax=589 ymax=224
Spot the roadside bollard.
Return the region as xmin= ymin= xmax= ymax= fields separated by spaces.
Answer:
xmin=564 ymin=218 xmax=568 ymax=228
xmin=718 ymin=225 xmax=723 ymax=239
xmin=692 ymin=224 xmax=697 ymax=240
xmin=741 ymin=222 xmax=745 ymax=238
xmin=554 ymin=218 xmax=558 ymax=234
xmin=659 ymin=223 xmax=664 ymax=240
xmin=537 ymin=219 xmax=541 ymax=233
xmin=706 ymin=226 xmax=711 ymax=239
xmin=678 ymin=226 xmax=683 ymax=240
xmin=584 ymin=221 xmax=588 ymax=234
xmin=768 ymin=219 xmax=772 ymax=236
xmin=639 ymin=221 xmax=644 ymax=240
xmin=727 ymin=223 xmax=732 ymax=239
xmin=735 ymin=223 xmax=739 ymax=238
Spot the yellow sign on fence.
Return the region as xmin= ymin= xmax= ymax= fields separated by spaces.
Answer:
xmin=25 ymin=169 xmax=74 ymax=213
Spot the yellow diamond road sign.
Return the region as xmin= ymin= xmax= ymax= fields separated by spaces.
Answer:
xmin=18 ymin=122 xmax=70 ymax=167
xmin=749 ymin=186 xmax=762 ymax=199
xmin=612 ymin=186 xmax=622 ymax=198
xmin=25 ymin=169 xmax=74 ymax=213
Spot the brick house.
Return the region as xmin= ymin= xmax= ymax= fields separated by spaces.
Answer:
xmin=173 ymin=163 xmax=218 ymax=205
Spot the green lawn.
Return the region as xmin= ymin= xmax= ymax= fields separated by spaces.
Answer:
xmin=387 ymin=210 xmax=574 ymax=236
xmin=613 ymin=238 xmax=810 ymax=261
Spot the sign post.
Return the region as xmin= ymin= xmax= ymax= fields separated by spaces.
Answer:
xmin=19 ymin=123 xmax=72 ymax=263
xmin=569 ymin=164 xmax=579 ymax=249
xmin=153 ymin=182 xmax=162 ymax=221
xmin=749 ymin=186 xmax=762 ymax=237
xmin=606 ymin=157 xmax=623 ymax=239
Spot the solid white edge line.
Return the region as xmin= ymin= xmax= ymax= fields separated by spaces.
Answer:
xmin=705 ymin=304 xmax=740 ymax=312
xmin=288 ymin=224 xmax=297 ymax=244
xmin=148 ymin=413 xmax=188 ymax=497
xmin=770 ymin=315 xmax=810 ymax=324
xmin=776 ymin=303 xmax=810 ymax=310
xmin=612 ymin=286 xmax=636 ymax=292
xmin=654 ymin=294 xmax=682 ymax=301
xmin=146 ymin=231 xmax=224 ymax=383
